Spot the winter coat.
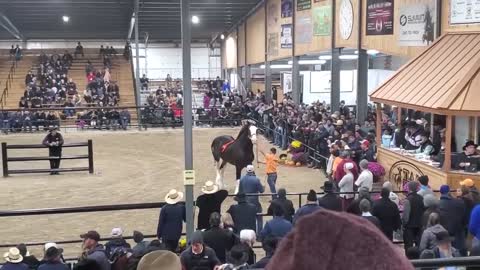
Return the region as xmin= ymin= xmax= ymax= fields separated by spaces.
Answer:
xmin=37 ymin=261 xmax=69 ymax=270
xmin=227 ymin=200 xmax=258 ymax=233
xmin=317 ymin=193 xmax=342 ymax=212
xmin=260 ymin=217 xmax=293 ymax=240
xmin=338 ymin=173 xmax=354 ymax=200
xmin=293 ymin=203 xmax=321 ymax=225
xmin=372 ymin=197 xmax=401 ymax=240
xmin=180 ymin=246 xmax=220 ymax=270
xmin=157 ymin=203 xmax=186 ymax=241
xmin=402 ymin=192 xmax=425 ymax=228
xmin=470 ymin=205 xmax=480 ymax=240
xmin=196 ymin=190 xmax=228 ymax=230
xmin=267 ymin=198 xmax=295 ymax=223
xmin=86 ymin=244 xmax=111 ymax=270
xmin=1 ymin=263 xmax=29 ymax=270
xmin=202 ymin=226 xmax=237 ymax=263
xmin=439 ymin=195 xmax=467 ymax=236
xmin=238 ymin=173 xmax=264 ymax=210
xmin=419 ymin=224 xmax=448 ymax=252
xmin=105 ymin=238 xmax=131 ymax=257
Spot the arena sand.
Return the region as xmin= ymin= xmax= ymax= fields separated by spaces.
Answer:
xmin=0 ymin=127 xmax=325 ymax=259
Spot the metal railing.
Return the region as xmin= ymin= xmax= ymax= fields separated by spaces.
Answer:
xmin=0 ymin=60 xmax=17 ymax=110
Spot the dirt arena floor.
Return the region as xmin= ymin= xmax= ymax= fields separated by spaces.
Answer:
xmin=0 ymin=127 xmax=325 ymax=259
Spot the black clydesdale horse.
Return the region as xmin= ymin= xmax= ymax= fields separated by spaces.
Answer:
xmin=211 ymin=121 xmax=258 ymax=191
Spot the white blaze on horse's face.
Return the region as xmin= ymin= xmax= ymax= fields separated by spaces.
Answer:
xmin=249 ymin=125 xmax=258 ymax=143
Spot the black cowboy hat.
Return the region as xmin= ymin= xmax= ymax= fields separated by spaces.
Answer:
xmin=226 ymin=245 xmax=249 ymax=265
xmin=321 ymin=181 xmax=334 ymax=193
xmin=463 ymin=140 xmax=478 ymax=151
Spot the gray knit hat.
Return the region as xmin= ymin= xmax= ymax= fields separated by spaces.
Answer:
xmin=191 ymin=231 xmax=203 ymax=244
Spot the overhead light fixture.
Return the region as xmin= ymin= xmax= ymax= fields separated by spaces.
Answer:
xmin=260 ymin=64 xmax=292 ymax=69
xmin=367 ymin=49 xmax=380 ymax=55
xmin=319 ymin=55 xmax=332 ymax=60
xmin=220 ymin=34 xmax=225 ymax=40
xmin=288 ymin=60 xmax=327 ymax=65
xmin=339 ymin=55 xmax=358 ymax=60
xmin=354 ymin=50 xmax=359 ymax=54
xmin=62 ymin=15 xmax=70 ymax=23
xmin=192 ymin=15 xmax=200 ymax=24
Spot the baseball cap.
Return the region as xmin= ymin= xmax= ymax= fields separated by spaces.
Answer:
xmin=80 ymin=230 xmax=101 ymax=242
xmin=361 ymin=140 xmax=370 ymax=147
xmin=111 ymin=227 xmax=123 ymax=237
xmin=460 ymin=178 xmax=475 ymax=187
xmin=440 ymin=185 xmax=450 ymax=195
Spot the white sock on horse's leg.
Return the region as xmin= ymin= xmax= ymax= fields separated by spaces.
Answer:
xmin=234 ymin=180 xmax=240 ymax=194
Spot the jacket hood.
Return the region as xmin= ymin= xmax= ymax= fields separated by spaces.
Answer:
xmin=428 ymin=224 xmax=447 ymax=234
xmin=89 ymin=244 xmax=106 ymax=254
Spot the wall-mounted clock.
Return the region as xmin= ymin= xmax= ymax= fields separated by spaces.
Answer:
xmin=339 ymin=0 xmax=354 ymax=40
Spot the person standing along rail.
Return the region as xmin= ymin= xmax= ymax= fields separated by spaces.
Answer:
xmin=42 ymin=127 xmax=64 ymax=175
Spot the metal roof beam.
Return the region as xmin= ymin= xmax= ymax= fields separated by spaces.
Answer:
xmin=0 ymin=12 xmax=24 ymax=40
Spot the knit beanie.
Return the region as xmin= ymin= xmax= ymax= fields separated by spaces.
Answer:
xmin=266 ymin=210 xmax=414 ymax=270
xmin=307 ymin=189 xmax=317 ymax=202
xmin=440 ymin=185 xmax=450 ymax=195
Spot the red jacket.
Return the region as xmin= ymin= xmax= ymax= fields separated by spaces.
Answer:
xmin=334 ymin=158 xmax=359 ymax=183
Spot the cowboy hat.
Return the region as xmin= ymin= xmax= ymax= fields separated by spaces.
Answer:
xmin=226 ymin=245 xmax=249 ymax=266
xmin=463 ymin=140 xmax=478 ymax=151
xmin=4 ymin=247 xmax=23 ymax=263
xmin=334 ymin=120 xmax=344 ymax=126
xmin=201 ymin=181 xmax=219 ymax=194
xmin=165 ymin=189 xmax=184 ymax=204
xmin=137 ymin=250 xmax=181 ymax=270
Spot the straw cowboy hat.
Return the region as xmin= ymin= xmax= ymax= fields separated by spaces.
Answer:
xmin=4 ymin=247 xmax=23 ymax=263
xmin=201 ymin=181 xmax=219 ymax=194
xmin=165 ymin=189 xmax=184 ymax=205
xmin=334 ymin=120 xmax=344 ymax=126
xmin=137 ymin=250 xmax=181 ymax=270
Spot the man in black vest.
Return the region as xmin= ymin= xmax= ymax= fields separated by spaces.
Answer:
xmin=402 ymin=181 xmax=425 ymax=253
xmin=42 ymin=127 xmax=64 ymax=175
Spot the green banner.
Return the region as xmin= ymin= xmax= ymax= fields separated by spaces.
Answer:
xmin=313 ymin=5 xmax=332 ymax=36
xmin=297 ymin=0 xmax=312 ymax=11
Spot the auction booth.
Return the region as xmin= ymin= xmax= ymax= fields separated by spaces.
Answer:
xmin=370 ymin=32 xmax=480 ymax=191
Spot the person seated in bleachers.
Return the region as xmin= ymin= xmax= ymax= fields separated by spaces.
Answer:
xmin=25 ymin=71 xmax=34 ymax=86
xmin=119 ymin=109 xmax=130 ymax=130
xmin=140 ymin=74 xmax=149 ymax=91
xmin=74 ymin=42 xmax=84 ymax=58
xmin=62 ymin=51 xmax=73 ymax=67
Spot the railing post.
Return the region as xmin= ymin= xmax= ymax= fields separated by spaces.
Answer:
xmin=2 ymin=142 xmax=9 ymax=177
xmin=87 ymin=140 xmax=94 ymax=174
xmin=298 ymin=194 xmax=302 ymax=208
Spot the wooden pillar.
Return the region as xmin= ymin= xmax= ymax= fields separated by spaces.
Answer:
xmin=397 ymin=107 xmax=402 ymax=125
xmin=444 ymin=114 xmax=453 ymax=172
xmin=376 ymin=104 xmax=382 ymax=147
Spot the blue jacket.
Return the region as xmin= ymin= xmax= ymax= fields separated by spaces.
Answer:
xmin=293 ymin=203 xmax=321 ymax=225
xmin=157 ymin=203 xmax=186 ymax=241
xmin=1 ymin=263 xmax=29 ymax=270
xmin=469 ymin=205 xmax=480 ymax=239
xmin=238 ymin=173 xmax=264 ymax=208
xmin=38 ymin=262 xmax=69 ymax=270
xmin=260 ymin=216 xmax=292 ymax=240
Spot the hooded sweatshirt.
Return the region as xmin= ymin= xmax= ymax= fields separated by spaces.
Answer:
xmin=419 ymin=224 xmax=448 ymax=252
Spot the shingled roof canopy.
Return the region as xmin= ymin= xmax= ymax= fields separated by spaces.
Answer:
xmin=370 ymin=32 xmax=480 ymax=116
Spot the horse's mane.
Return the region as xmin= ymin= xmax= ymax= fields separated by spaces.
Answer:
xmin=236 ymin=123 xmax=251 ymax=140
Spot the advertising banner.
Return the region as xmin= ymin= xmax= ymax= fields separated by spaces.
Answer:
xmin=398 ymin=2 xmax=436 ymax=46
xmin=281 ymin=24 xmax=293 ymax=48
xmin=450 ymin=0 xmax=480 ymax=24
xmin=313 ymin=5 xmax=332 ymax=36
xmin=296 ymin=14 xmax=313 ymax=43
xmin=282 ymin=0 xmax=293 ymax=18
xmin=366 ymin=0 xmax=394 ymax=35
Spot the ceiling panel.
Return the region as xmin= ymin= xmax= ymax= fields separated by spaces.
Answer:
xmin=0 ymin=0 xmax=262 ymax=41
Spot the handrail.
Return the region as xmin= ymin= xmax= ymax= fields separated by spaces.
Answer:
xmin=0 ymin=59 xmax=17 ymax=110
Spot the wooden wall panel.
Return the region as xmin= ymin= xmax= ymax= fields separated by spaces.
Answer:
xmin=247 ymin=5 xmax=266 ymax=65
xmin=252 ymin=81 xmax=266 ymax=92
xmin=266 ymin=0 xmax=293 ymax=61
xmin=238 ymin=23 xmax=246 ymax=67
xmin=442 ymin=0 xmax=480 ymax=33
xmin=361 ymin=0 xmax=428 ymax=58
xmin=335 ymin=0 xmax=358 ymax=48
xmin=295 ymin=0 xmax=332 ymax=56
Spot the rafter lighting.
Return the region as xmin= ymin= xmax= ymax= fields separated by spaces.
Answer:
xmin=319 ymin=55 xmax=332 ymax=60
xmin=192 ymin=15 xmax=200 ymax=24
xmin=62 ymin=15 xmax=70 ymax=23
xmin=339 ymin=55 xmax=358 ymax=60
xmin=289 ymin=60 xmax=327 ymax=65
xmin=220 ymin=34 xmax=225 ymax=40
xmin=260 ymin=64 xmax=292 ymax=69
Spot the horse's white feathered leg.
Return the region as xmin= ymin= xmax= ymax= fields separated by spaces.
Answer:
xmin=215 ymin=158 xmax=224 ymax=189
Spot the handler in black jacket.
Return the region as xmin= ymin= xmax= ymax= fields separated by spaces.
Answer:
xmin=42 ymin=127 xmax=64 ymax=174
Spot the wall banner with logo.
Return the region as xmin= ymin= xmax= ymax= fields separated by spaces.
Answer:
xmin=450 ymin=0 xmax=480 ymax=24
xmin=313 ymin=5 xmax=332 ymax=36
xmin=297 ymin=0 xmax=312 ymax=11
xmin=366 ymin=0 xmax=394 ymax=35
xmin=398 ymin=1 xmax=436 ymax=46
xmin=281 ymin=24 xmax=293 ymax=48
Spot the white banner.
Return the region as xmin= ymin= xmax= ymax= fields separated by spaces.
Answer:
xmin=398 ymin=2 xmax=436 ymax=46
xmin=450 ymin=0 xmax=480 ymax=24
xmin=282 ymin=72 xmax=292 ymax=93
